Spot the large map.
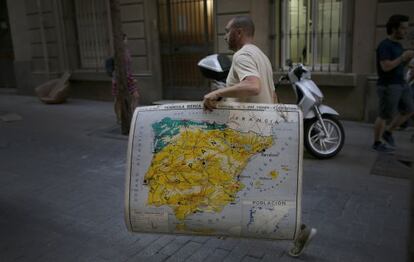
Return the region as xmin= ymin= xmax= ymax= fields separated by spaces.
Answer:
xmin=125 ymin=102 xmax=303 ymax=240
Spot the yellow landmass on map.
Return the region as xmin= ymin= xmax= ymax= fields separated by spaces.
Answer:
xmin=145 ymin=126 xmax=273 ymax=220
xmin=269 ymin=170 xmax=279 ymax=180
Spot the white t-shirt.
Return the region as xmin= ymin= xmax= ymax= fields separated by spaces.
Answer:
xmin=225 ymin=44 xmax=275 ymax=104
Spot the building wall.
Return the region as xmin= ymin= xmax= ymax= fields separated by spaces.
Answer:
xmin=8 ymin=0 xmax=49 ymax=95
xmin=8 ymin=0 xmax=162 ymax=104
xmin=375 ymin=0 xmax=414 ymax=49
xmin=277 ymin=0 xmax=414 ymax=121
xmin=215 ymin=0 xmax=270 ymax=56
xmin=0 ymin=0 xmax=16 ymax=89
xmin=67 ymin=0 xmax=163 ymax=104
xmin=6 ymin=0 xmax=414 ymax=120
xmin=213 ymin=0 xmax=363 ymax=120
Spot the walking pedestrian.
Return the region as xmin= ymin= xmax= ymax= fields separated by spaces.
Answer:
xmin=372 ymin=14 xmax=414 ymax=152
xmin=112 ymin=33 xmax=140 ymax=124
xmin=202 ymin=15 xmax=316 ymax=258
xmin=399 ymin=31 xmax=414 ymax=130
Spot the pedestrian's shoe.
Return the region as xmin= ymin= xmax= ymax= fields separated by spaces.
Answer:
xmin=382 ymin=131 xmax=395 ymax=147
xmin=372 ymin=141 xmax=395 ymax=153
xmin=288 ymin=224 xmax=317 ymax=257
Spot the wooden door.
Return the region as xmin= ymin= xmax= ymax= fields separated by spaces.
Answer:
xmin=158 ymin=0 xmax=214 ymax=100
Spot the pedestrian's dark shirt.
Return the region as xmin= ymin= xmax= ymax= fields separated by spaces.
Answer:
xmin=376 ymin=38 xmax=405 ymax=85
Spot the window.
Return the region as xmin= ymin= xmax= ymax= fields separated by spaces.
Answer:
xmin=74 ymin=0 xmax=112 ymax=71
xmin=281 ymin=0 xmax=347 ymax=72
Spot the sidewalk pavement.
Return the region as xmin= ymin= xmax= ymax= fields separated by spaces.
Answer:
xmin=0 ymin=94 xmax=413 ymax=262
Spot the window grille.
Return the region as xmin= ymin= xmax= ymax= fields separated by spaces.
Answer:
xmin=74 ymin=0 xmax=111 ymax=71
xmin=281 ymin=0 xmax=346 ymax=72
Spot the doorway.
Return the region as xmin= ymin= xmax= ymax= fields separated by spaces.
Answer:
xmin=157 ymin=0 xmax=214 ymax=100
xmin=0 ymin=0 xmax=16 ymax=89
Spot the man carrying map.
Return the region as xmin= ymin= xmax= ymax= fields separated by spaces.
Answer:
xmin=202 ymin=15 xmax=316 ymax=257
xmin=203 ymin=16 xmax=277 ymax=109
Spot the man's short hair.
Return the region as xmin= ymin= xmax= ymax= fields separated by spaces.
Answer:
xmin=230 ymin=16 xmax=255 ymax=37
xmin=386 ymin=14 xmax=409 ymax=35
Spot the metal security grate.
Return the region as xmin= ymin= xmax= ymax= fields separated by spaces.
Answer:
xmin=158 ymin=0 xmax=214 ymax=100
xmin=281 ymin=0 xmax=347 ymax=72
xmin=74 ymin=0 xmax=112 ymax=71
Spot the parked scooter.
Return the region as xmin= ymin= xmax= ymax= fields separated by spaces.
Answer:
xmin=198 ymin=54 xmax=345 ymax=159
xmin=274 ymin=60 xmax=345 ymax=159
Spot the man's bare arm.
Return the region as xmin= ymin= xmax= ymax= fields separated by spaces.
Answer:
xmin=203 ymin=76 xmax=261 ymax=111
xmin=380 ymin=50 xmax=414 ymax=72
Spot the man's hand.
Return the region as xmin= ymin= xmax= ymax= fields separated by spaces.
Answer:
xmin=407 ymin=66 xmax=414 ymax=82
xmin=381 ymin=50 xmax=414 ymax=72
xmin=203 ymin=90 xmax=221 ymax=111
xmin=402 ymin=50 xmax=414 ymax=62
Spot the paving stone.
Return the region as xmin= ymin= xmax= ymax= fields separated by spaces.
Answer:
xmin=190 ymin=235 xmax=211 ymax=244
xmin=159 ymin=237 xmax=190 ymax=256
xmin=31 ymin=239 xmax=88 ymax=262
xmin=203 ymin=248 xmax=230 ymax=262
xmin=222 ymin=240 xmax=251 ymax=262
xmin=215 ymin=238 xmax=241 ymax=251
xmin=261 ymin=253 xmax=282 ymax=262
xmin=241 ymin=255 xmax=261 ymax=262
xmin=165 ymin=241 xmax=202 ymax=262
xmin=0 ymin=96 xmax=412 ymax=262
xmin=137 ymin=235 xmax=176 ymax=257
xmin=185 ymin=237 xmax=224 ymax=261
xmin=372 ymin=246 xmax=406 ymax=262
xmin=245 ymin=241 xmax=267 ymax=259
xmin=97 ymin=234 xmax=160 ymax=261
xmin=126 ymin=252 xmax=169 ymax=262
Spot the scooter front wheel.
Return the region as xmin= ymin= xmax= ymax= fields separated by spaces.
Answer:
xmin=304 ymin=115 xmax=345 ymax=159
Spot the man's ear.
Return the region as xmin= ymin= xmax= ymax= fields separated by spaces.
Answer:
xmin=235 ymin=28 xmax=242 ymax=37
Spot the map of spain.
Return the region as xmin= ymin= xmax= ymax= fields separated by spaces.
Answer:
xmin=125 ymin=102 xmax=302 ymax=240
xmin=144 ymin=117 xmax=274 ymax=221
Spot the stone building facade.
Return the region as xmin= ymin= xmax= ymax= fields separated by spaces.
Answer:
xmin=2 ymin=0 xmax=414 ymax=121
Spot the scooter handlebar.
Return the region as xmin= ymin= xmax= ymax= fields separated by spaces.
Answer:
xmin=274 ymin=75 xmax=289 ymax=90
